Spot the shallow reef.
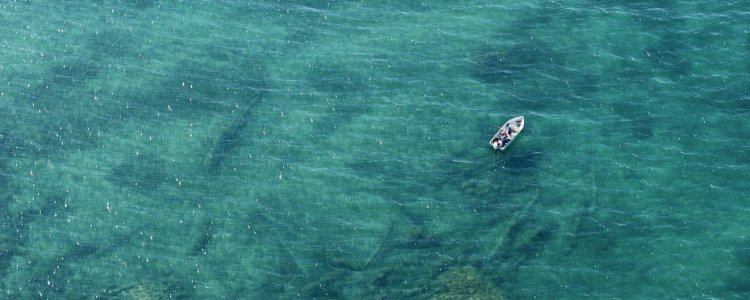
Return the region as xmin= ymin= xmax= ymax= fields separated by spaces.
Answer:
xmin=499 ymin=149 xmax=544 ymax=175
xmin=132 ymin=0 xmax=158 ymax=10
xmin=204 ymin=109 xmax=255 ymax=173
xmin=48 ymin=59 xmax=100 ymax=87
xmin=643 ymin=36 xmax=692 ymax=76
xmin=734 ymin=241 xmax=750 ymax=269
xmin=720 ymin=240 xmax=750 ymax=294
xmin=0 ymin=193 xmax=71 ymax=297
xmin=87 ymin=28 xmax=136 ymax=60
xmin=451 ymin=150 xmax=543 ymax=198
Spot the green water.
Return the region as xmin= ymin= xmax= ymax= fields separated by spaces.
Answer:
xmin=1 ymin=1 xmax=749 ymax=299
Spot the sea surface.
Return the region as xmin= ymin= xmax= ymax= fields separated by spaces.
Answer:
xmin=1 ymin=1 xmax=749 ymax=299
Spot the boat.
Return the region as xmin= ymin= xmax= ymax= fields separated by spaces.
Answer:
xmin=489 ymin=116 xmax=525 ymax=151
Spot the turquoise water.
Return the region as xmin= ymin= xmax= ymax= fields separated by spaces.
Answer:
xmin=1 ymin=1 xmax=749 ymax=299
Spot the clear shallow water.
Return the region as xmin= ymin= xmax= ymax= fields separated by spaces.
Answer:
xmin=1 ymin=1 xmax=748 ymax=299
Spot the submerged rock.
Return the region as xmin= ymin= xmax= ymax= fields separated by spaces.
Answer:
xmin=93 ymin=278 xmax=191 ymax=300
xmin=431 ymin=267 xmax=505 ymax=300
xmin=122 ymin=283 xmax=166 ymax=300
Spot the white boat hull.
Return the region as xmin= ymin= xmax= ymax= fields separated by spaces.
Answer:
xmin=489 ymin=116 xmax=525 ymax=151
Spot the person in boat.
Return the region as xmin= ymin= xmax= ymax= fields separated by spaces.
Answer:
xmin=501 ymin=127 xmax=512 ymax=141
xmin=491 ymin=137 xmax=502 ymax=149
xmin=500 ymin=136 xmax=510 ymax=146
xmin=499 ymin=127 xmax=509 ymax=137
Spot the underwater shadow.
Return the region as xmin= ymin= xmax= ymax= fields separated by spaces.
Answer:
xmin=107 ymin=154 xmax=170 ymax=194
xmin=305 ymin=63 xmax=374 ymax=137
xmin=610 ymin=101 xmax=656 ymax=139
xmin=472 ymin=40 xmax=558 ymax=84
